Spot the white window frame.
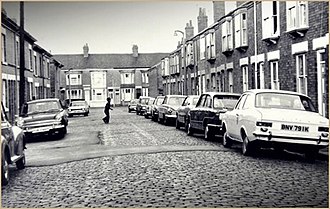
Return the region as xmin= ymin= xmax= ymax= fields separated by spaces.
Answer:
xmin=1 ymin=33 xmax=7 ymax=64
xmin=296 ymin=54 xmax=307 ymax=95
xmin=206 ymin=31 xmax=216 ymax=59
xmin=28 ymin=44 xmax=33 ymax=70
xmin=200 ymin=36 xmax=206 ymax=60
xmin=262 ymin=1 xmax=280 ymax=38
xmin=222 ymin=18 xmax=233 ymax=52
xmin=286 ymin=1 xmax=308 ymax=31
xmin=185 ymin=42 xmax=194 ymax=66
xmin=242 ymin=66 xmax=249 ymax=91
xmin=270 ymin=60 xmax=280 ymax=90
xmin=234 ymin=11 xmax=248 ymax=48
xmin=66 ymin=73 xmax=82 ymax=85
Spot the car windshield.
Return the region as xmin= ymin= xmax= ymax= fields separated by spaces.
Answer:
xmin=168 ymin=97 xmax=185 ymax=106
xmin=130 ymin=100 xmax=138 ymax=104
xmin=25 ymin=101 xmax=60 ymax=114
xmin=140 ymin=98 xmax=149 ymax=104
xmin=192 ymin=97 xmax=199 ymax=105
xmin=156 ymin=97 xmax=165 ymax=105
xmin=71 ymin=101 xmax=85 ymax=107
xmin=213 ymin=95 xmax=240 ymax=110
xmin=255 ymin=93 xmax=317 ymax=112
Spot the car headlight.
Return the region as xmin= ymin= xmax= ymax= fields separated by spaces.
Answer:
xmin=55 ymin=113 xmax=62 ymax=121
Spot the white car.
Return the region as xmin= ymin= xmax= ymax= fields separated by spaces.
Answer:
xmin=221 ymin=89 xmax=329 ymax=159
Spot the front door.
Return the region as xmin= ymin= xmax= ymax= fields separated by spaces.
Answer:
xmin=84 ymin=90 xmax=90 ymax=104
xmin=317 ymin=49 xmax=328 ymax=117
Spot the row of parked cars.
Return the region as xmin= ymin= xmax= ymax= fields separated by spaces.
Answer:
xmin=128 ymin=89 xmax=329 ymax=159
xmin=1 ymin=98 xmax=90 ymax=186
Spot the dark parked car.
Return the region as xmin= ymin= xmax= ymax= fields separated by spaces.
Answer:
xmin=144 ymin=98 xmax=155 ymax=119
xmin=128 ymin=99 xmax=139 ymax=113
xmin=1 ymin=103 xmax=26 ymax=186
xmin=187 ymin=92 xmax=240 ymax=140
xmin=68 ymin=100 xmax=89 ymax=117
xmin=176 ymin=95 xmax=200 ymax=131
xmin=16 ymin=98 xmax=69 ymax=139
xmin=151 ymin=96 xmax=165 ymax=121
xmin=158 ymin=95 xmax=186 ymax=125
xmin=136 ymin=96 xmax=153 ymax=115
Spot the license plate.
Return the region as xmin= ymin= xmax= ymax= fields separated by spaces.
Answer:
xmin=281 ymin=124 xmax=309 ymax=132
xmin=32 ymin=127 xmax=50 ymax=133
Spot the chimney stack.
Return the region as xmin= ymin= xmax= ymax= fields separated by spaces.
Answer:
xmin=197 ymin=8 xmax=208 ymax=33
xmin=185 ymin=20 xmax=194 ymax=40
xmin=213 ymin=1 xmax=225 ymax=22
xmin=83 ymin=43 xmax=89 ymax=58
xmin=132 ymin=45 xmax=138 ymax=57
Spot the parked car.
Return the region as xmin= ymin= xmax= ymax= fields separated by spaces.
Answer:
xmin=1 ymin=102 xmax=26 ymax=186
xmin=136 ymin=96 xmax=153 ymax=115
xmin=68 ymin=100 xmax=89 ymax=117
xmin=151 ymin=96 xmax=165 ymax=121
xmin=16 ymin=98 xmax=69 ymax=139
xmin=128 ymin=99 xmax=139 ymax=113
xmin=221 ymin=89 xmax=329 ymax=158
xmin=158 ymin=95 xmax=186 ymax=125
xmin=144 ymin=98 xmax=155 ymax=119
xmin=187 ymin=92 xmax=240 ymax=140
xmin=176 ymin=95 xmax=200 ymax=131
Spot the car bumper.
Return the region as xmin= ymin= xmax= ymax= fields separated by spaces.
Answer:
xmin=69 ymin=110 xmax=88 ymax=115
xmin=23 ymin=124 xmax=65 ymax=135
xmin=252 ymin=131 xmax=329 ymax=147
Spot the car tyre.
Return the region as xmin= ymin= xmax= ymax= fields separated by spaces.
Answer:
xmin=187 ymin=121 xmax=194 ymax=136
xmin=1 ymin=152 xmax=9 ymax=186
xmin=305 ymin=149 xmax=318 ymax=161
xmin=223 ymin=131 xmax=232 ymax=148
xmin=204 ymin=125 xmax=214 ymax=140
xmin=59 ymin=127 xmax=67 ymax=138
xmin=84 ymin=112 xmax=88 ymax=116
xmin=175 ymin=118 xmax=180 ymax=129
xmin=242 ymin=135 xmax=254 ymax=156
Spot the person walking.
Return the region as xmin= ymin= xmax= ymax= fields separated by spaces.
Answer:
xmin=102 ymin=97 xmax=113 ymax=124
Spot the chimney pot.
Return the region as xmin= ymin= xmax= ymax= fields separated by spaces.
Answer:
xmin=83 ymin=43 xmax=89 ymax=58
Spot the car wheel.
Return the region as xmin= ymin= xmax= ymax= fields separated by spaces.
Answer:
xmin=175 ymin=118 xmax=180 ymax=129
xmin=16 ymin=154 xmax=26 ymax=170
xmin=204 ymin=125 xmax=214 ymax=140
xmin=242 ymin=135 xmax=254 ymax=156
xmin=59 ymin=127 xmax=67 ymax=137
xmin=184 ymin=119 xmax=189 ymax=132
xmin=136 ymin=111 xmax=139 ymax=115
xmin=187 ymin=121 xmax=194 ymax=136
xmin=1 ymin=152 xmax=9 ymax=186
xmin=158 ymin=115 xmax=163 ymax=124
xmin=84 ymin=113 xmax=88 ymax=116
xmin=223 ymin=131 xmax=232 ymax=148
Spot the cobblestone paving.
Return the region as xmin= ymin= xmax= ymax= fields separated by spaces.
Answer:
xmin=2 ymin=151 xmax=328 ymax=208
xmin=1 ymin=107 xmax=328 ymax=207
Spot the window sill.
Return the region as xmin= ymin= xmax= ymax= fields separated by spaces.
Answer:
xmin=235 ymin=44 xmax=248 ymax=52
xmin=286 ymin=26 xmax=309 ymax=38
xmin=222 ymin=49 xmax=234 ymax=56
xmin=262 ymin=35 xmax=280 ymax=45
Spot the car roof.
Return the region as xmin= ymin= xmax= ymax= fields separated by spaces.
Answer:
xmin=201 ymin=92 xmax=241 ymax=97
xmin=244 ymin=89 xmax=309 ymax=97
xmin=27 ymin=98 xmax=59 ymax=104
xmin=165 ymin=95 xmax=187 ymax=98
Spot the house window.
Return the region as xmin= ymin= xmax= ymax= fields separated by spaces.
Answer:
xmin=262 ymin=1 xmax=280 ymax=38
xmin=15 ymin=36 xmax=19 ymax=67
xmin=270 ymin=60 xmax=279 ymax=90
xmin=242 ymin=66 xmax=249 ymax=91
xmin=1 ymin=33 xmax=7 ymax=63
xmin=125 ymin=89 xmax=130 ymax=93
xmin=228 ymin=70 xmax=233 ymax=93
xmin=186 ymin=42 xmax=194 ymax=66
xmin=222 ymin=18 xmax=233 ymax=52
xmin=69 ymin=89 xmax=82 ymax=99
xmin=66 ymin=74 xmax=82 ymax=85
xmin=287 ymin=1 xmax=308 ymax=31
xmin=253 ymin=62 xmax=265 ymax=89
xmin=206 ymin=31 xmax=216 ymax=60
xmin=29 ymin=48 xmax=33 ymax=70
xmin=34 ymin=55 xmax=37 ymax=75
xmin=234 ymin=10 xmax=248 ymax=48
xmin=200 ymin=36 xmax=206 ymax=60
xmin=296 ymin=54 xmax=307 ymax=95
xmin=175 ymin=54 xmax=179 ymax=73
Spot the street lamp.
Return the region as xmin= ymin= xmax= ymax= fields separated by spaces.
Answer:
xmin=174 ymin=30 xmax=187 ymax=95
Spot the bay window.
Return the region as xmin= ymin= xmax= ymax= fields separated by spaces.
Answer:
xmin=234 ymin=9 xmax=248 ymax=49
xmin=222 ymin=17 xmax=233 ymax=53
xmin=287 ymin=1 xmax=308 ymax=31
xmin=200 ymin=36 xmax=206 ymax=60
xmin=262 ymin=1 xmax=280 ymax=39
xmin=206 ymin=30 xmax=216 ymax=60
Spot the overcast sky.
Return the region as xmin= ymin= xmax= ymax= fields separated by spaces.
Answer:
xmin=2 ymin=1 xmax=214 ymax=55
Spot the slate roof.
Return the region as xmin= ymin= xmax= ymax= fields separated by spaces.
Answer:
xmin=53 ymin=53 xmax=169 ymax=70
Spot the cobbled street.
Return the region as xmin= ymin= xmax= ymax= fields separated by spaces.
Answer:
xmin=1 ymin=107 xmax=328 ymax=208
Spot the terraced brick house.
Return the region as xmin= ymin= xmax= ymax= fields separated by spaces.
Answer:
xmin=158 ymin=1 xmax=329 ymax=118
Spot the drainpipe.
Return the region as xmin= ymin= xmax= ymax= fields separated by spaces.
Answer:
xmin=254 ymin=1 xmax=258 ymax=88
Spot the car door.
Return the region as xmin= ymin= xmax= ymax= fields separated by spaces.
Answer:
xmin=177 ymin=97 xmax=188 ymax=123
xmin=190 ymin=95 xmax=206 ymax=129
xmin=201 ymin=95 xmax=213 ymax=130
xmin=1 ymin=106 xmax=14 ymax=155
xmin=237 ymin=93 xmax=255 ymax=140
xmin=226 ymin=94 xmax=248 ymax=140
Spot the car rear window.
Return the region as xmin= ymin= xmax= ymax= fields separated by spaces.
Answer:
xmin=255 ymin=93 xmax=317 ymax=112
xmin=213 ymin=95 xmax=240 ymax=110
xmin=168 ymin=97 xmax=185 ymax=106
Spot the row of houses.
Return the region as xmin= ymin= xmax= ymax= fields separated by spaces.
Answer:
xmin=152 ymin=1 xmax=329 ymax=118
xmin=1 ymin=9 xmax=64 ymax=123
